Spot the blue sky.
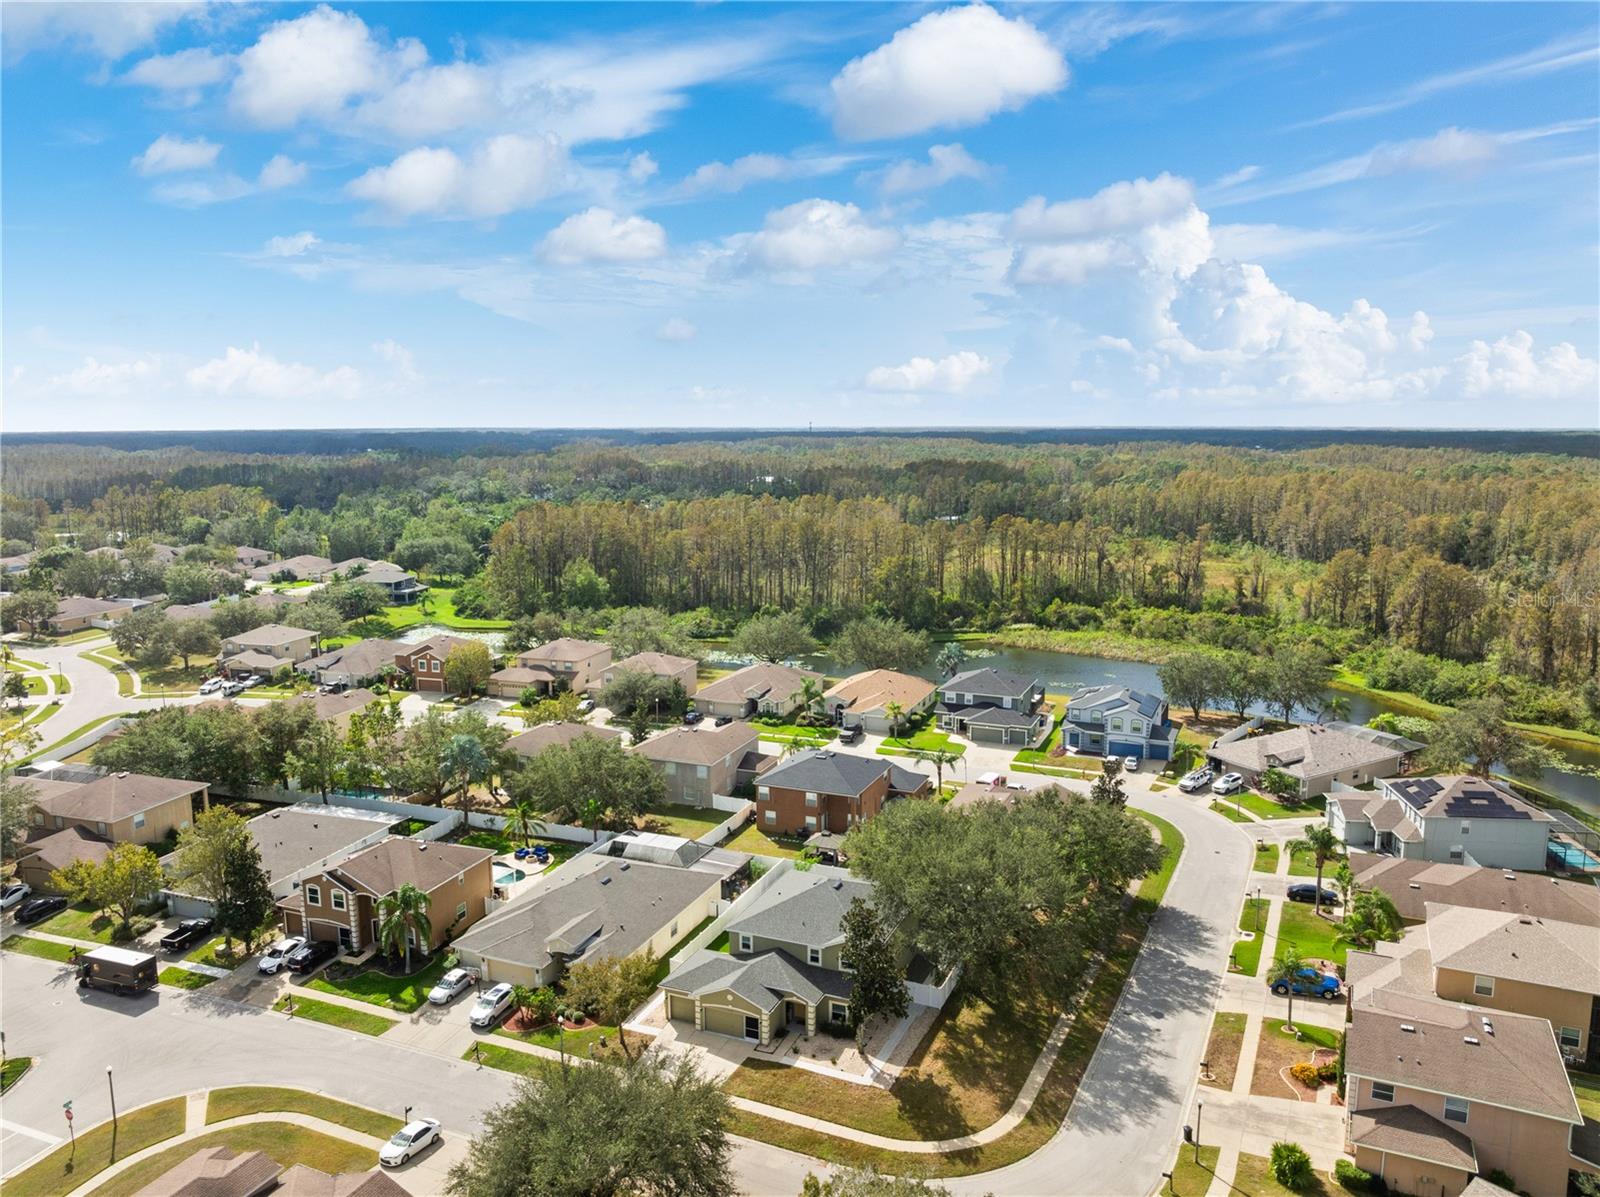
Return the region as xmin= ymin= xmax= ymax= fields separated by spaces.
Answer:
xmin=3 ymin=1 xmax=1596 ymax=431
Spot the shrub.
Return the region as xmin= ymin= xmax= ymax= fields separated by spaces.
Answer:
xmin=1316 ymin=1061 xmax=1340 ymax=1083
xmin=1333 ymin=1159 xmax=1374 ymax=1192
xmin=1270 ymin=1142 xmax=1314 ymax=1191
xmin=1289 ymin=1061 xmax=1321 ymax=1087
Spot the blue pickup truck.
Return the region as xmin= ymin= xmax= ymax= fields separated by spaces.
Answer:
xmin=1270 ymin=967 xmax=1343 ymax=1000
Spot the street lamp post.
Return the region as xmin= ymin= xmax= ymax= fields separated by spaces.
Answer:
xmin=106 ymin=1066 xmax=117 ymax=1131
xmin=1194 ymin=1100 xmax=1203 ymax=1162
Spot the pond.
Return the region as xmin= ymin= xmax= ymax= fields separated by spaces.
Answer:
xmin=393 ymin=623 xmax=506 ymax=653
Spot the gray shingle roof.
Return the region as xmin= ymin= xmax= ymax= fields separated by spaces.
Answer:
xmin=1209 ymin=725 xmax=1403 ymax=780
xmin=635 ymin=721 xmax=758 ymax=766
xmin=33 ymin=771 xmax=205 ymax=823
xmin=226 ymin=623 xmax=315 ymax=649
xmin=663 ymin=948 xmax=854 ymax=1011
xmin=247 ymin=805 xmax=392 ymax=886
xmin=1067 ymin=684 xmax=1165 ymax=720
xmin=727 ymin=866 xmax=874 ymax=949
xmin=1351 ymin=852 xmax=1600 ymax=926
xmin=506 ymin=722 xmax=625 ymax=758
xmin=693 ymin=662 xmax=822 ymax=707
xmin=942 ymin=667 xmax=1039 ymax=698
xmin=759 ymin=749 xmax=894 ymax=797
xmin=1423 ymin=901 xmax=1600 ymax=995
xmin=1386 ymin=775 xmax=1553 ymax=822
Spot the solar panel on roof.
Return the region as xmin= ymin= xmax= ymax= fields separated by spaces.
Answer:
xmin=1395 ymin=777 xmax=1442 ymax=810
xmin=1442 ymin=793 xmax=1530 ymax=820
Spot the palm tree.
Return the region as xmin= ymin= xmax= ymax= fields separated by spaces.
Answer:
xmin=441 ymin=734 xmax=491 ymax=814
xmin=1318 ymin=696 xmax=1351 ymax=724
xmin=1285 ymin=826 xmax=1341 ymax=916
xmin=883 ymin=701 xmax=906 ymax=739
xmin=782 ymin=734 xmax=824 ymax=759
xmin=507 ymin=797 xmax=545 ymax=848
xmin=790 ymin=678 xmax=825 ymax=725
xmin=913 ymin=747 xmax=961 ymax=791
xmin=1168 ymin=740 xmax=1203 ymax=778
xmin=935 ymin=642 xmax=967 ymax=678
xmin=1267 ymin=948 xmax=1308 ymax=1033
xmin=376 ymin=883 xmax=433 ymax=974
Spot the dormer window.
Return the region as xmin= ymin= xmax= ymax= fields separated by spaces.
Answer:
xmin=808 ymin=947 xmax=821 ymax=965
xmin=738 ymin=933 xmax=752 ymax=953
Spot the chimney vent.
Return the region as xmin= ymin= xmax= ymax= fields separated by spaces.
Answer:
xmin=1399 ymin=1024 xmax=1416 ymax=1033
xmin=1463 ymin=1036 xmax=1479 ymax=1045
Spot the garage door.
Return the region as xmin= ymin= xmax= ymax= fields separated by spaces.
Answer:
xmin=703 ymin=1005 xmax=754 ymax=1040
xmin=165 ymin=893 xmax=217 ymax=920
xmin=666 ymin=995 xmax=696 ymax=1024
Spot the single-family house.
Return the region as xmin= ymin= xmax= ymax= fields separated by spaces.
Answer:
xmin=1349 ymin=852 xmax=1600 ymax=927
xmin=27 ymin=770 xmax=207 ymax=846
xmin=290 ymin=687 xmax=381 ymax=733
xmin=755 ymin=748 xmax=930 ymax=836
xmin=327 ymin=558 xmax=402 ymax=578
xmin=601 ymin=651 xmax=700 ymax=696
xmin=692 ymin=662 xmax=823 ymax=721
xmin=394 ymin=634 xmax=482 ymax=694
xmin=277 ymin=838 xmax=494 ymax=954
xmin=487 ymin=664 xmax=558 ymax=700
xmin=1328 ymin=775 xmax=1555 ymax=870
xmin=219 ymin=623 xmax=318 ymax=676
xmin=353 ymin=566 xmax=427 ymax=604
xmin=129 ymin=1146 xmax=284 ymax=1197
xmin=250 ymin=555 xmax=333 ymax=583
xmin=274 ymin=1165 xmax=410 ymax=1197
xmin=297 ymin=638 xmax=406 ymax=689
xmin=452 ymin=845 xmax=739 ymax=989
xmin=514 ymin=638 xmax=613 ymax=695
xmin=1061 ymin=684 xmax=1179 ymax=762
xmin=504 ymin=721 xmax=626 ymax=761
xmin=934 ymin=667 xmax=1051 ymax=747
xmin=822 ymin=669 xmax=937 ymax=735
xmin=0 ymin=550 xmax=37 ymax=575
xmin=161 ymin=600 xmax=217 ymax=623
xmin=1208 ymin=724 xmax=1406 ymax=799
xmin=1343 ymin=986 xmax=1596 ymax=1197
xmin=48 ymin=595 xmax=134 ymax=633
xmin=14 ymin=825 xmax=115 ymax=893
xmin=233 ymin=546 xmax=274 ymax=571
xmin=634 ymin=722 xmax=761 ymax=808
xmin=661 ymin=866 xmax=888 ymax=1044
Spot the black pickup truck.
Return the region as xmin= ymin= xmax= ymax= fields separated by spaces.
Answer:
xmin=159 ymin=918 xmax=214 ymax=952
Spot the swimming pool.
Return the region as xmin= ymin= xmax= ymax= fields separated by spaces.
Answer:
xmin=493 ymin=864 xmax=527 ymax=885
xmin=1547 ymin=840 xmax=1600 ymax=871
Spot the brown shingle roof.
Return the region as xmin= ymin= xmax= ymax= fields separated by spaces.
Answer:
xmin=505 ymin=722 xmax=625 ymax=759
xmin=518 ymin=638 xmax=610 ymax=665
xmin=613 ymin=651 xmax=697 ymax=675
xmin=131 ymin=1146 xmax=282 ymax=1197
xmin=1423 ymin=902 xmax=1600 ymax=995
xmin=52 ymin=596 xmax=133 ymax=620
xmin=634 ymin=721 xmax=758 ymax=767
xmin=693 ymin=662 xmax=821 ymax=708
xmin=19 ymin=825 xmax=114 ymax=873
xmin=823 ymin=669 xmax=936 ymax=716
xmin=1352 ymin=852 xmax=1600 ymax=926
xmin=327 ymin=837 xmax=492 ymax=898
xmin=1349 ymin=1105 xmax=1477 ymax=1172
xmin=33 ymin=771 xmax=205 ymax=823
xmin=275 ymin=1166 xmax=411 ymax=1197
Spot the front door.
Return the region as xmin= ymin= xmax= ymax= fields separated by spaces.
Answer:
xmin=743 ymin=1015 xmax=760 ymax=1041
xmin=337 ymin=926 xmax=352 ymax=950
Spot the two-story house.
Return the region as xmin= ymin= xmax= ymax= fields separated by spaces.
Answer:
xmin=1060 ymin=685 xmax=1178 ymax=762
xmin=16 ymin=771 xmax=209 ymax=892
xmin=660 ymin=866 xmax=883 ymax=1044
xmin=822 ymin=669 xmax=937 ymax=735
xmin=1327 ymin=775 xmax=1556 ymax=870
xmin=452 ymin=837 xmax=742 ymax=988
xmin=514 ymin=638 xmax=613 ymax=695
xmin=754 ymin=748 xmax=930 ymax=836
xmin=1349 ymin=852 xmax=1600 ymax=927
xmin=934 ymin=667 xmax=1051 ymax=746
xmin=634 ymin=722 xmax=762 ymax=808
xmin=219 ymin=623 xmax=318 ymax=677
xmin=600 ymin=651 xmax=700 ymax=696
xmin=277 ymin=838 xmax=494 ymax=955
xmin=691 ymin=662 xmax=823 ymax=721
xmin=1343 ymin=986 xmax=1596 ymax=1197
xmin=394 ymin=634 xmax=482 ymax=694
xmin=353 ymin=566 xmax=428 ymax=605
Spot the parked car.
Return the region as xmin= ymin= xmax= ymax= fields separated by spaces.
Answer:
xmin=222 ymin=680 xmax=246 ymax=697
xmin=286 ymin=938 xmax=339 ymax=974
xmin=1178 ymin=768 xmax=1214 ymax=793
xmin=469 ymin=981 xmax=515 ymax=1028
xmin=257 ymin=936 xmax=306 ymax=974
xmin=1212 ymin=772 xmax=1245 ymax=795
xmin=837 ymin=725 xmax=864 ymax=745
xmin=713 ymin=714 xmax=734 ymax=727
xmin=15 ymin=895 xmax=67 ymax=924
xmin=198 ymin=677 xmax=225 ymax=695
xmin=1270 ymin=967 xmax=1342 ymax=1000
xmin=576 ymin=698 xmax=594 ymax=714
xmin=1287 ymin=883 xmax=1340 ymax=906
xmin=1122 ymin=755 xmax=1140 ymax=772
xmin=682 ymin=709 xmax=703 ymax=725
xmin=159 ymin=918 xmax=214 ymax=953
xmin=427 ymin=967 xmax=478 ymax=1005
xmin=1 ymin=882 xmax=33 ymax=911
xmin=380 ymin=1118 xmax=441 ymax=1167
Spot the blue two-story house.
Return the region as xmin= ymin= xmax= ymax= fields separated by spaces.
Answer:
xmin=1062 ymin=685 xmax=1177 ymax=762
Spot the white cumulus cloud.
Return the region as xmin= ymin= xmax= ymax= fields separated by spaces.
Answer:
xmin=131 ymin=134 xmax=221 ymax=176
xmin=741 ymin=199 xmax=900 ymax=272
xmin=681 ymin=151 xmax=859 ymax=195
xmin=186 ymin=344 xmax=364 ymax=400
xmin=257 ymin=154 xmax=308 ymax=189
xmin=540 ymin=207 xmax=667 ymax=265
xmin=831 ymin=4 xmax=1067 ymax=141
xmin=876 ymin=144 xmax=988 ymax=196
xmin=347 ymin=134 xmax=570 ymax=220
xmin=866 ymin=351 xmax=993 ymax=393
xmin=47 ymin=355 xmax=162 ymax=396
xmin=263 ymin=231 xmax=321 ymax=257
xmin=121 ymin=47 xmax=232 ymax=103
xmin=1010 ymin=173 xmax=1194 ymax=241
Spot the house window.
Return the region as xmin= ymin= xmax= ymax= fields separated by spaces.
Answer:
xmin=431 ymin=659 xmax=440 ymax=672
xmin=739 ymin=934 xmax=752 ymax=953
xmin=1560 ymin=1026 xmax=1582 ymax=1050
xmin=457 ymin=902 xmax=468 ymax=921
xmin=1370 ymin=1082 xmax=1394 ymax=1103
xmin=763 ymin=810 xmax=776 ymax=825
xmin=96 ymin=821 xmax=108 ymax=835
xmin=1110 ymin=718 xmax=1122 ymax=731
xmin=1002 ymin=696 xmax=1013 ymax=709
xmin=331 ymin=890 xmax=346 ymax=911
xmin=757 ymin=786 xmax=769 ymax=799
xmin=696 ymin=765 xmax=708 ymax=779
xmin=664 ymin=762 xmax=677 ymax=776
xmin=829 ymin=1002 xmax=848 ymax=1024
xmin=1129 ymin=721 xmax=1142 ymax=734
xmin=805 ymin=793 xmax=818 ymax=808
xmin=804 ymin=816 xmax=817 ymax=830
xmin=132 ymin=812 xmax=146 ymax=830
xmin=1460 ymin=822 xmax=1470 ymax=835
xmin=306 ymin=884 xmax=321 ymax=906
xmin=808 ymin=947 xmax=821 ymax=965
xmin=1443 ymin=1097 xmax=1469 ymax=1124
xmin=1472 ymin=975 xmax=1494 ymax=997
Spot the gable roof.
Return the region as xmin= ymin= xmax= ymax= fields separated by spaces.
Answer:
xmin=276 ymin=1167 xmax=411 ymax=1197
xmin=300 ymin=638 xmax=406 ymax=681
xmin=52 ymin=596 xmax=133 ymax=620
xmin=1209 ymin=724 xmax=1403 ymax=779
xmin=505 ymin=722 xmax=626 ymax=758
xmin=613 ymin=650 xmax=697 ymax=675
xmin=1349 ymin=1105 xmax=1477 ymax=1173
xmin=1350 ymin=852 xmax=1600 ymax=926
xmin=33 ymin=771 xmax=205 ymax=823
xmin=1423 ymin=902 xmax=1600 ymax=994
xmin=326 ymin=838 xmax=492 ymax=897
xmin=1384 ymin=774 xmax=1554 ymax=823
xmin=758 ymin=748 xmax=894 ymax=797
xmin=247 ymin=805 xmax=393 ymax=887
xmin=693 ymin=662 xmax=822 ymax=707
xmin=453 ymin=856 xmax=714 ymax=972
xmin=1066 ymin=684 xmax=1165 ymax=720
xmin=727 ymin=866 xmax=874 ymax=949
xmin=132 ymin=1146 xmax=282 ymax=1197
xmin=489 ymin=665 xmax=556 ymax=686
xmin=634 ymin=721 xmax=758 ymax=766
xmin=942 ymin=666 xmax=1039 ymax=698
xmin=396 ymin=634 xmax=478 ymax=662
xmin=18 ymin=825 xmax=114 ymax=873
xmin=225 ymin=623 xmax=315 ymax=648
xmin=519 ymin=638 xmax=611 ymax=664
xmin=252 ymin=554 xmax=333 ymax=578
xmin=823 ymin=669 xmax=937 ymax=715
xmin=663 ymin=947 xmax=854 ymax=1011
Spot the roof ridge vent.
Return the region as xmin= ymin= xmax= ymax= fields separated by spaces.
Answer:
xmin=1463 ymin=1035 xmax=1479 ymax=1045
xmin=1399 ymin=1023 xmax=1416 ymax=1033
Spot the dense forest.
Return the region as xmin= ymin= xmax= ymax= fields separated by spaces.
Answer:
xmin=4 ymin=434 xmax=1598 ymax=730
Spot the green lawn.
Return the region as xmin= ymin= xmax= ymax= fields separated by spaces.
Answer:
xmin=4 ymin=1097 xmax=186 ymax=1197
xmin=102 ymin=648 xmax=215 ymax=695
xmin=646 ymin=803 xmax=732 ymax=839
xmin=1287 ymin=846 xmax=1344 ymax=879
xmin=1164 ymin=1144 xmax=1221 ymax=1196
xmin=752 ymin=722 xmax=839 ymax=743
xmin=159 ymin=966 xmax=216 ymax=990
xmin=86 ymin=1123 xmax=375 ymax=1197
xmin=1011 ymin=761 xmax=1097 ymax=781
xmin=1232 ymin=1152 xmax=1333 ymax=1197
xmin=273 ymin=994 xmax=396 ymax=1035
xmin=721 ymin=822 xmax=806 ymax=858
xmin=1211 ymin=801 xmax=1254 ymax=823
xmin=37 ymin=903 xmax=121 ymax=944
xmin=1232 ymin=898 xmax=1271 ymax=976
xmin=1568 ymin=1070 xmax=1600 ymax=1120
xmin=184 ymin=935 xmax=249 ymax=970
xmin=206 ymin=1087 xmax=403 ymax=1137
xmin=1225 ymin=790 xmax=1327 ymax=820
xmin=306 ymin=954 xmax=450 ymax=1013
xmin=2 ymin=934 xmax=78 ymax=962
xmin=362 ymin=586 xmax=510 ymax=632
xmin=496 ymin=1019 xmax=616 ymax=1056
xmin=2 ymin=1056 xmax=34 ymax=1092
xmin=707 ymin=930 xmax=731 ymax=952
xmin=78 ymin=649 xmax=136 ymax=697
xmin=878 ymin=727 xmax=963 ymax=755
xmin=464 ymin=1041 xmax=562 ymax=1079
xmin=1254 ymin=842 xmax=1280 ymax=873
xmin=1275 ymin=902 xmax=1346 ymax=967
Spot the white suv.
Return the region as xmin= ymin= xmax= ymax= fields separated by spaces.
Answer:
xmin=1212 ymin=772 xmax=1245 ymax=795
xmin=469 ymin=982 xmax=515 ymax=1028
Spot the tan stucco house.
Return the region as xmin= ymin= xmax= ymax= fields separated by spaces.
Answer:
xmin=634 ymin=722 xmax=761 ymax=808
xmin=822 ymin=669 xmax=936 ymax=735
xmin=691 ymin=662 xmax=822 ymax=721
xmin=600 ymin=652 xmax=700 ymax=696
xmin=515 ymin=638 xmax=613 ymax=695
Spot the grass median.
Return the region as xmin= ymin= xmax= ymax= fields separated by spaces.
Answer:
xmin=4 ymin=1097 xmax=185 ymax=1197
xmin=206 ymin=1086 xmax=403 ymax=1137
xmin=86 ymin=1123 xmax=374 ymax=1197
xmin=273 ymin=994 xmax=396 ymax=1036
